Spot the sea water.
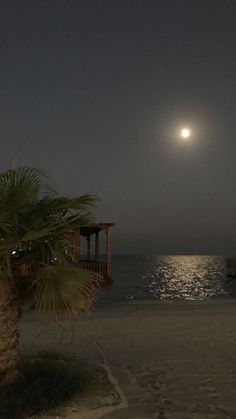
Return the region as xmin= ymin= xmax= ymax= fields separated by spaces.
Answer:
xmin=96 ymin=255 xmax=236 ymax=304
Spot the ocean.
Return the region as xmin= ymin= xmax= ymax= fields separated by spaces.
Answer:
xmin=96 ymin=255 xmax=236 ymax=304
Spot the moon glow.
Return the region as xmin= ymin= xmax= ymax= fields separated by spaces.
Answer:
xmin=180 ymin=128 xmax=191 ymax=139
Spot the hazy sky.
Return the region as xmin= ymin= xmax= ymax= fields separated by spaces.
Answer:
xmin=1 ymin=0 xmax=236 ymax=254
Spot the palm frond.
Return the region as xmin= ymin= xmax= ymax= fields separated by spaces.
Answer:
xmin=48 ymin=194 xmax=99 ymax=211
xmin=0 ymin=167 xmax=51 ymax=212
xmin=21 ymin=220 xmax=70 ymax=242
xmin=32 ymin=265 xmax=101 ymax=315
xmin=0 ymin=166 xmax=101 ymax=318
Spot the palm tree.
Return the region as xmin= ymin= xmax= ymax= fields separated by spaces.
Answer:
xmin=0 ymin=167 xmax=100 ymax=387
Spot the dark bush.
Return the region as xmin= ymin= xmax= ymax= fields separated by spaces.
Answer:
xmin=0 ymin=354 xmax=100 ymax=419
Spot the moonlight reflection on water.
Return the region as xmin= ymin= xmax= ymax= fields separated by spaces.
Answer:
xmin=144 ymin=256 xmax=226 ymax=300
xmin=97 ymin=255 xmax=236 ymax=304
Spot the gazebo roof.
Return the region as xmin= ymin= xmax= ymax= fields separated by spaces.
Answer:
xmin=79 ymin=223 xmax=115 ymax=237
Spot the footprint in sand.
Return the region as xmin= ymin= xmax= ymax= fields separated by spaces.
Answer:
xmin=199 ymin=378 xmax=219 ymax=401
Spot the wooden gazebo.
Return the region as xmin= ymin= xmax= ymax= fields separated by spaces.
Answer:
xmin=71 ymin=223 xmax=114 ymax=283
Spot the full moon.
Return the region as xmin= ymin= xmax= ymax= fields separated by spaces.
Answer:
xmin=180 ymin=128 xmax=191 ymax=138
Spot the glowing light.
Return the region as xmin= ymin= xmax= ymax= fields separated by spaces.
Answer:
xmin=180 ymin=128 xmax=191 ymax=138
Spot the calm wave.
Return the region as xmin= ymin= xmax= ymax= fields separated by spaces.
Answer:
xmin=97 ymin=255 xmax=236 ymax=304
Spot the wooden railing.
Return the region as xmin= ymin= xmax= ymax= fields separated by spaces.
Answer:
xmin=79 ymin=260 xmax=107 ymax=279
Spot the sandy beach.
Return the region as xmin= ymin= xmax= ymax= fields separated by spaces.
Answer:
xmin=20 ymin=300 xmax=236 ymax=418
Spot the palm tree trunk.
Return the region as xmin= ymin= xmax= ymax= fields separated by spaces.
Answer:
xmin=0 ymin=279 xmax=21 ymax=387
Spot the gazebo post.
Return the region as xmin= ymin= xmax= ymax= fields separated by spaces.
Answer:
xmin=87 ymin=235 xmax=91 ymax=261
xmin=95 ymin=232 xmax=99 ymax=261
xmin=106 ymin=226 xmax=112 ymax=280
xmin=72 ymin=229 xmax=80 ymax=263
xmin=74 ymin=223 xmax=114 ymax=280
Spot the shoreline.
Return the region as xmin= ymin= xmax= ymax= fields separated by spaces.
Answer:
xmin=22 ymin=297 xmax=236 ymax=322
xmin=92 ymin=296 xmax=236 ymax=315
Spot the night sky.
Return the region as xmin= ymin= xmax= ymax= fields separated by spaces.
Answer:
xmin=1 ymin=0 xmax=236 ymax=255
